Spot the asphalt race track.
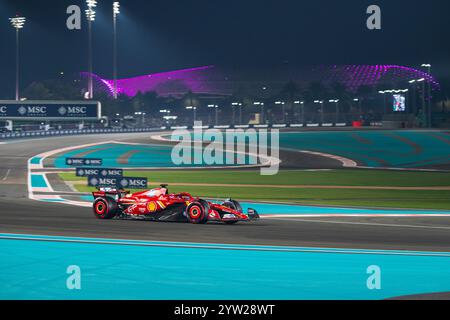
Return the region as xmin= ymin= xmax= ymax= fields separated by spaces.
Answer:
xmin=1 ymin=132 xmax=450 ymax=299
xmin=1 ymin=132 xmax=450 ymax=251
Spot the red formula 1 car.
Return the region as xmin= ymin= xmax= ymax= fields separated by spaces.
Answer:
xmin=92 ymin=184 xmax=259 ymax=224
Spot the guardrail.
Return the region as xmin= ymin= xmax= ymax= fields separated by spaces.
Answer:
xmin=0 ymin=123 xmax=350 ymax=140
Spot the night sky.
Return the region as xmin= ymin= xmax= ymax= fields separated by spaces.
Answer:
xmin=1 ymin=0 xmax=449 ymax=99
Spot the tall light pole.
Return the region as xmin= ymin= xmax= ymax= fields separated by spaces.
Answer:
xmin=275 ymin=101 xmax=286 ymax=123
xmin=301 ymin=101 xmax=305 ymax=124
xmin=329 ymin=99 xmax=339 ymax=124
xmin=113 ymin=2 xmax=120 ymax=99
xmin=231 ymin=102 xmax=239 ymax=125
xmin=9 ymin=16 xmax=26 ymax=101
xmin=415 ymin=78 xmax=426 ymax=124
xmin=421 ymin=64 xmax=432 ymax=128
xmin=238 ymin=103 xmax=243 ymax=124
xmin=215 ymin=105 xmax=219 ymax=125
xmin=208 ymin=104 xmax=219 ymax=125
xmin=253 ymin=102 xmax=264 ymax=124
xmin=353 ymin=98 xmax=361 ymax=118
xmin=186 ymin=106 xmax=197 ymax=124
xmin=408 ymin=80 xmax=418 ymax=114
xmin=378 ymin=91 xmax=390 ymax=115
xmin=134 ymin=111 xmax=145 ymax=126
xmin=86 ymin=0 xmax=97 ymax=99
xmin=314 ymin=100 xmax=324 ymax=124
xmin=294 ymin=101 xmax=304 ymax=124
xmin=260 ymin=103 xmax=265 ymax=124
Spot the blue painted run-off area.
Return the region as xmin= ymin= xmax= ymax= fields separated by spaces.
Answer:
xmin=0 ymin=234 xmax=449 ymax=300
xmin=30 ymin=157 xmax=42 ymax=165
xmin=279 ymin=131 xmax=450 ymax=168
xmin=179 ymin=130 xmax=450 ymax=168
xmin=52 ymin=131 xmax=450 ymax=169
xmin=30 ymin=174 xmax=48 ymax=188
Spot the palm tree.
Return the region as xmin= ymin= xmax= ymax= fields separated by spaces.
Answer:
xmin=308 ymin=81 xmax=328 ymax=100
xmin=356 ymin=85 xmax=373 ymax=115
xmin=280 ymin=80 xmax=300 ymax=123
xmin=231 ymin=86 xmax=249 ymax=124
xmin=306 ymin=81 xmax=328 ymax=123
xmin=22 ymin=82 xmax=52 ymax=100
xmin=433 ymin=77 xmax=450 ymax=113
xmin=142 ymin=91 xmax=158 ymax=109
xmin=131 ymin=91 xmax=144 ymax=114
xmin=330 ymin=82 xmax=351 ymax=122
xmin=183 ymin=90 xmax=198 ymax=123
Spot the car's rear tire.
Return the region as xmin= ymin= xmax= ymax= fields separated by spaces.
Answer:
xmin=186 ymin=201 xmax=208 ymax=224
xmin=93 ymin=197 xmax=118 ymax=219
xmin=198 ymin=199 xmax=210 ymax=216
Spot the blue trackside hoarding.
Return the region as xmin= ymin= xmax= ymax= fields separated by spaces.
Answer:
xmin=88 ymin=176 xmax=148 ymax=189
xmin=76 ymin=168 xmax=123 ymax=177
xmin=66 ymin=158 xmax=103 ymax=166
xmin=0 ymin=100 xmax=101 ymax=120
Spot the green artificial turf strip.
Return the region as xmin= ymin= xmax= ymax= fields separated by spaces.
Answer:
xmin=73 ymin=184 xmax=450 ymax=210
xmin=59 ymin=169 xmax=450 ymax=187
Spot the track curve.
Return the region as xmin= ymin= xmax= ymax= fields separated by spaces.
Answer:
xmin=1 ymin=132 xmax=450 ymax=252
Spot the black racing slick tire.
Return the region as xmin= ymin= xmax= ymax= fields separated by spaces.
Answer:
xmin=186 ymin=201 xmax=208 ymax=224
xmin=93 ymin=197 xmax=118 ymax=219
xmin=198 ymin=199 xmax=210 ymax=216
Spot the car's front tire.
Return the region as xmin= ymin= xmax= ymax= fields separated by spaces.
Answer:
xmin=93 ymin=197 xmax=118 ymax=219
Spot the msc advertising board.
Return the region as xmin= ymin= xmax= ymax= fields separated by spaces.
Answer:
xmin=0 ymin=100 xmax=101 ymax=120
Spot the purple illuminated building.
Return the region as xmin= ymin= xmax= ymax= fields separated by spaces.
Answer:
xmin=322 ymin=65 xmax=439 ymax=92
xmin=81 ymin=64 xmax=439 ymax=98
xmin=81 ymin=65 xmax=230 ymax=98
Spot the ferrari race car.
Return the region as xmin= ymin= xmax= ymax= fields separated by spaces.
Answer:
xmin=92 ymin=184 xmax=259 ymax=224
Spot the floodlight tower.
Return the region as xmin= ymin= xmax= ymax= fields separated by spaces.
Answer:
xmin=85 ymin=0 xmax=97 ymax=99
xmin=9 ymin=16 xmax=26 ymax=101
xmin=113 ymin=2 xmax=120 ymax=99
xmin=421 ymin=64 xmax=432 ymax=128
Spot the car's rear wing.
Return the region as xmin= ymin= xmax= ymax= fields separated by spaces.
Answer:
xmin=92 ymin=187 xmax=129 ymax=199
